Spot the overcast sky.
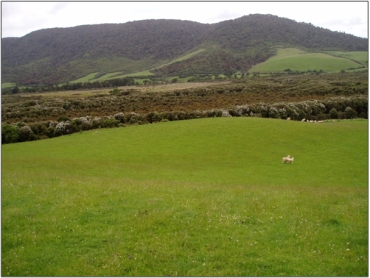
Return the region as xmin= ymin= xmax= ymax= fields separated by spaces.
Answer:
xmin=1 ymin=1 xmax=368 ymax=39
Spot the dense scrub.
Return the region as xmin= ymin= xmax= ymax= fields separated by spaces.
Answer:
xmin=2 ymin=72 xmax=367 ymax=143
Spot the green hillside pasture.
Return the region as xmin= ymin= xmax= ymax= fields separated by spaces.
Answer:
xmin=69 ymin=56 xmax=166 ymax=83
xmin=69 ymin=72 xmax=99 ymax=83
xmin=326 ymin=51 xmax=368 ymax=65
xmin=2 ymin=118 xmax=367 ymax=276
xmin=249 ymin=48 xmax=363 ymax=73
xmin=115 ymin=70 xmax=154 ymax=78
xmin=2 ymin=82 xmax=16 ymax=89
xmin=157 ymin=48 xmax=205 ymax=68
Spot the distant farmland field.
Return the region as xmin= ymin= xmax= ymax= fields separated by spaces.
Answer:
xmin=249 ymin=48 xmax=366 ymax=73
xmin=326 ymin=51 xmax=368 ymax=65
xmin=2 ymin=117 xmax=367 ymax=276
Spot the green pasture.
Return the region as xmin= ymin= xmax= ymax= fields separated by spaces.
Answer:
xmin=69 ymin=72 xmax=99 ymax=83
xmin=2 ymin=117 xmax=368 ymax=276
xmin=156 ymin=49 xmax=205 ymax=69
xmin=2 ymin=82 xmax=16 ymax=89
xmin=249 ymin=48 xmax=366 ymax=73
xmin=117 ymin=70 xmax=154 ymax=78
xmin=68 ymin=56 xmax=166 ymax=83
xmin=326 ymin=51 xmax=368 ymax=65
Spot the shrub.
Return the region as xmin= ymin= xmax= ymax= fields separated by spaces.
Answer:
xmin=2 ymin=124 xmax=20 ymax=144
xmin=126 ymin=112 xmax=142 ymax=125
xmin=114 ymin=112 xmax=125 ymax=123
xmin=345 ymin=107 xmax=358 ymax=119
xmin=19 ymin=125 xmax=36 ymax=142
xmin=268 ymin=107 xmax=279 ymax=118
xmin=91 ymin=117 xmax=102 ymax=129
xmin=152 ymin=113 xmax=163 ymax=123
xmin=54 ymin=121 xmax=73 ymax=136
xmin=329 ymin=108 xmax=338 ymax=119
xmin=110 ymin=88 xmax=121 ymax=95
xmin=58 ymin=116 xmax=71 ymax=122
xmin=73 ymin=117 xmax=91 ymax=130
xmin=101 ymin=118 xmax=120 ymax=128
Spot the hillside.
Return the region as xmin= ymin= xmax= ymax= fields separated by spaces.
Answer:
xmin=2 ymin=14 xmax=368 ymax=86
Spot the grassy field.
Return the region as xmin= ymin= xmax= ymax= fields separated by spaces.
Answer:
xmin=2 ymin=117 xmax=368 ymax=276
xmin=70 ymin=72 xmax=99 ymax=84
xmin=249 ymin=48 xmax=366 ymax=73
xmin=326 ymin=51 xmax=368 ymax=65
xmin=1 ymin=82 xmax=16 ymax=89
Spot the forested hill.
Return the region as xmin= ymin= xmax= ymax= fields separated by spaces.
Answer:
xmin=2 ymin=14 xmax=368 ymax=86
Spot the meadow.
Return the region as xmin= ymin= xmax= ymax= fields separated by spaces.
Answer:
xmin=1 ymin=83 xmax=16 ymax=89
xmin=2 ymin=117 xmax=368 ymax=276
xmin=326 ymin=51 xmax=368 ymax=65
xmin=249 ymin=48 xmax=366 ymax=73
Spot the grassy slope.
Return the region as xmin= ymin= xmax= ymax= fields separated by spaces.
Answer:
xmin=69 ymin=72 xmax=98 ymax=84
xmin=68 ymin=49 xmax=206 ymax=83
xmin=66 ymin=56 xmax=168 ymax=84
xmin=1 ymin=82 xmax=16 ymax=89
xmin=249 ymin=48 xmax=366 ymax=73
xmin=326 ymin=51 xmax=368 ymax=65
xmin=2 ymin=118 xmax=368 ymax=276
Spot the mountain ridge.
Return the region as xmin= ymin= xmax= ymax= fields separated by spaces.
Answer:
xmin=2 ymin=14 xmax=368 ymax=86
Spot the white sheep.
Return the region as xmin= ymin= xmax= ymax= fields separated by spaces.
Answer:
xmin=282 ymin=156 xmax=294 ymax=164
xmin=301 ymin=118 xmax=306 ymax=122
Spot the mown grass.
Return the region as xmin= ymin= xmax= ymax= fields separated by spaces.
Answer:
xmin=2 ymin=117 xmax=368 ymax=276
xmin=249 ymin=48 xmax=366 ymax=73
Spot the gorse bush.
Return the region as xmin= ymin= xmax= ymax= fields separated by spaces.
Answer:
xmin=2 ymin=123 xmax=37 ymax=143
xmin=19 ymin=125 xmax=36 ymax=141
xmin=2 ymin=124 xmax=20 ymax=143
